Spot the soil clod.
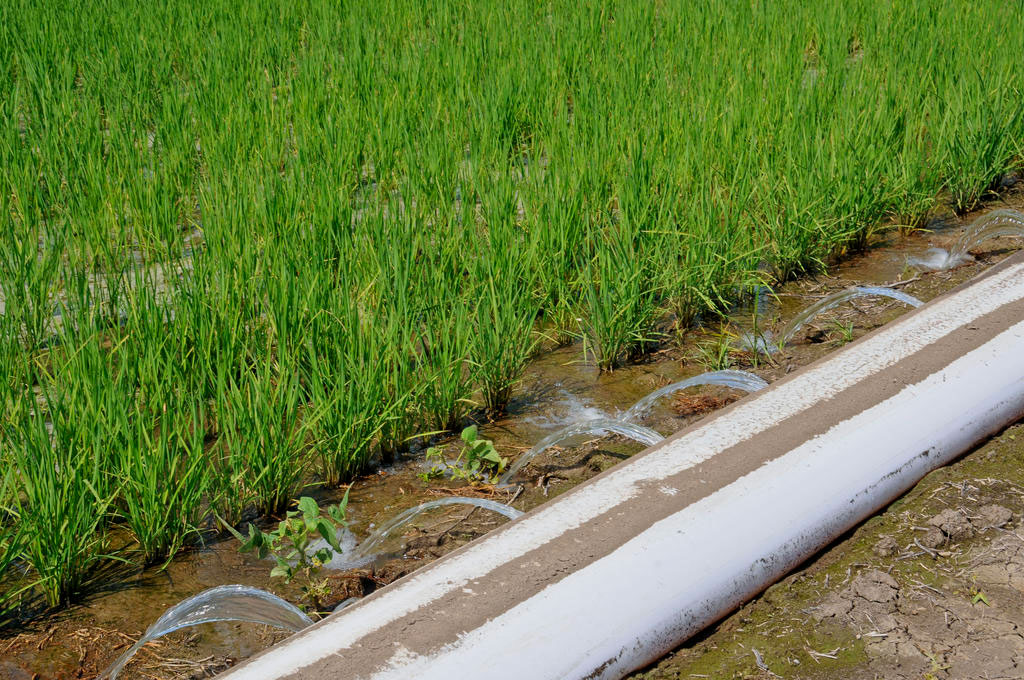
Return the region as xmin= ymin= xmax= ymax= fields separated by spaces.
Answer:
xmin=928 ymin=508 xmax=975 ymax=541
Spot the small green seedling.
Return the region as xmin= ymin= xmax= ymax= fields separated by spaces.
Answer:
xmin=221 ymin=493 xmax=348 ymax=609
xmin=421 ymin=425 xmax=507 ymax=484
xmin=828 ymin=319 xmax=855 ymax=345
xmin=923 ymin=649 xmax=951 ymax=679
xmin=692 ymin=332 xmax=734 ymax=371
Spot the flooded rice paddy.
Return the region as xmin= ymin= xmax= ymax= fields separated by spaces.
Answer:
xmin=4 ymin=194 xmax=1024 ymax=679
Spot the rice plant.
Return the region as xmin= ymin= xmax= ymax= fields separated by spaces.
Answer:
xmin=114 ymin=392 xmax=211 ymax=566
xmin=303 ymin=293 xmax=403 ymax=486
xmin=582 ymin=226 xmax=663 ymax=371
xmin=216 ymin=351 xmax=309 ymax=519
xmin=468 ymin=248 xmax=541 ymax=414
xmin=0 ymin=470 xmax=29 ymax=618
xmin=416 ymin=304 xmax=477 ymax=433
xmin=6 ymin=393 xmax=116 ymax=608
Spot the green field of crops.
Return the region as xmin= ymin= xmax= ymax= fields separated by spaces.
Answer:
xmin=2 ymin=0 xmax=1023 ymax=611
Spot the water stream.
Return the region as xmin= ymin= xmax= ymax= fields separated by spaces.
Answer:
xmin=740 ymin=286 xmax=923 ymax=354
xmin=101 ymin=585 xmax=312 ymax=680
xmin=909 ymin=208 xmax=1024 ymax=271
xmin=499 ymin=418 xmax=665 ymax=485
xmin=621 ymin=370 xmax=768 ymax=422
xmin=340 ymin=498 xmax=524 ymax=567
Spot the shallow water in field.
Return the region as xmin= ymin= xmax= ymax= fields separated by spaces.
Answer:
xmin=4 ymin=193 xmax=1024 ymax=679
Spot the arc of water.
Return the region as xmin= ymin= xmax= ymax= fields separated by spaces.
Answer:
xmin=949 ymin=209 xmax=1024 ymax=262
xmin=775 ymin=286 xmax=923 ymax=346
xmin=498 ymin=418 xmax=664 ymax=486
xmin=911 ymin=209 xmax=1024 ymax=271
xmin=333 ymin=597 xmax=361 ymax=612
xmin=347 ymin=498 xmax=524 ymax=565
xmin=621 ymin=370 xmax=768 ymax=422
xmin=101 ymin=585 xmax=312 ymax=680
xmin=742 ymin=286 xmax=923 ymax=354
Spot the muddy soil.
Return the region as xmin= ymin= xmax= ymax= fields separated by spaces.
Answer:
xmin=3 ymin=189 xmax=1024 ymax=679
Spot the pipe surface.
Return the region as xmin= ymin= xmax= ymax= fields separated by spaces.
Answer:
xmin=222 ymin=253 xmax=1024 ymax=680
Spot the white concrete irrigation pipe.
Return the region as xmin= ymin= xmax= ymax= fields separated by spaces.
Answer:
xmin=221 ymin=253 xmax=1024 ymax=680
